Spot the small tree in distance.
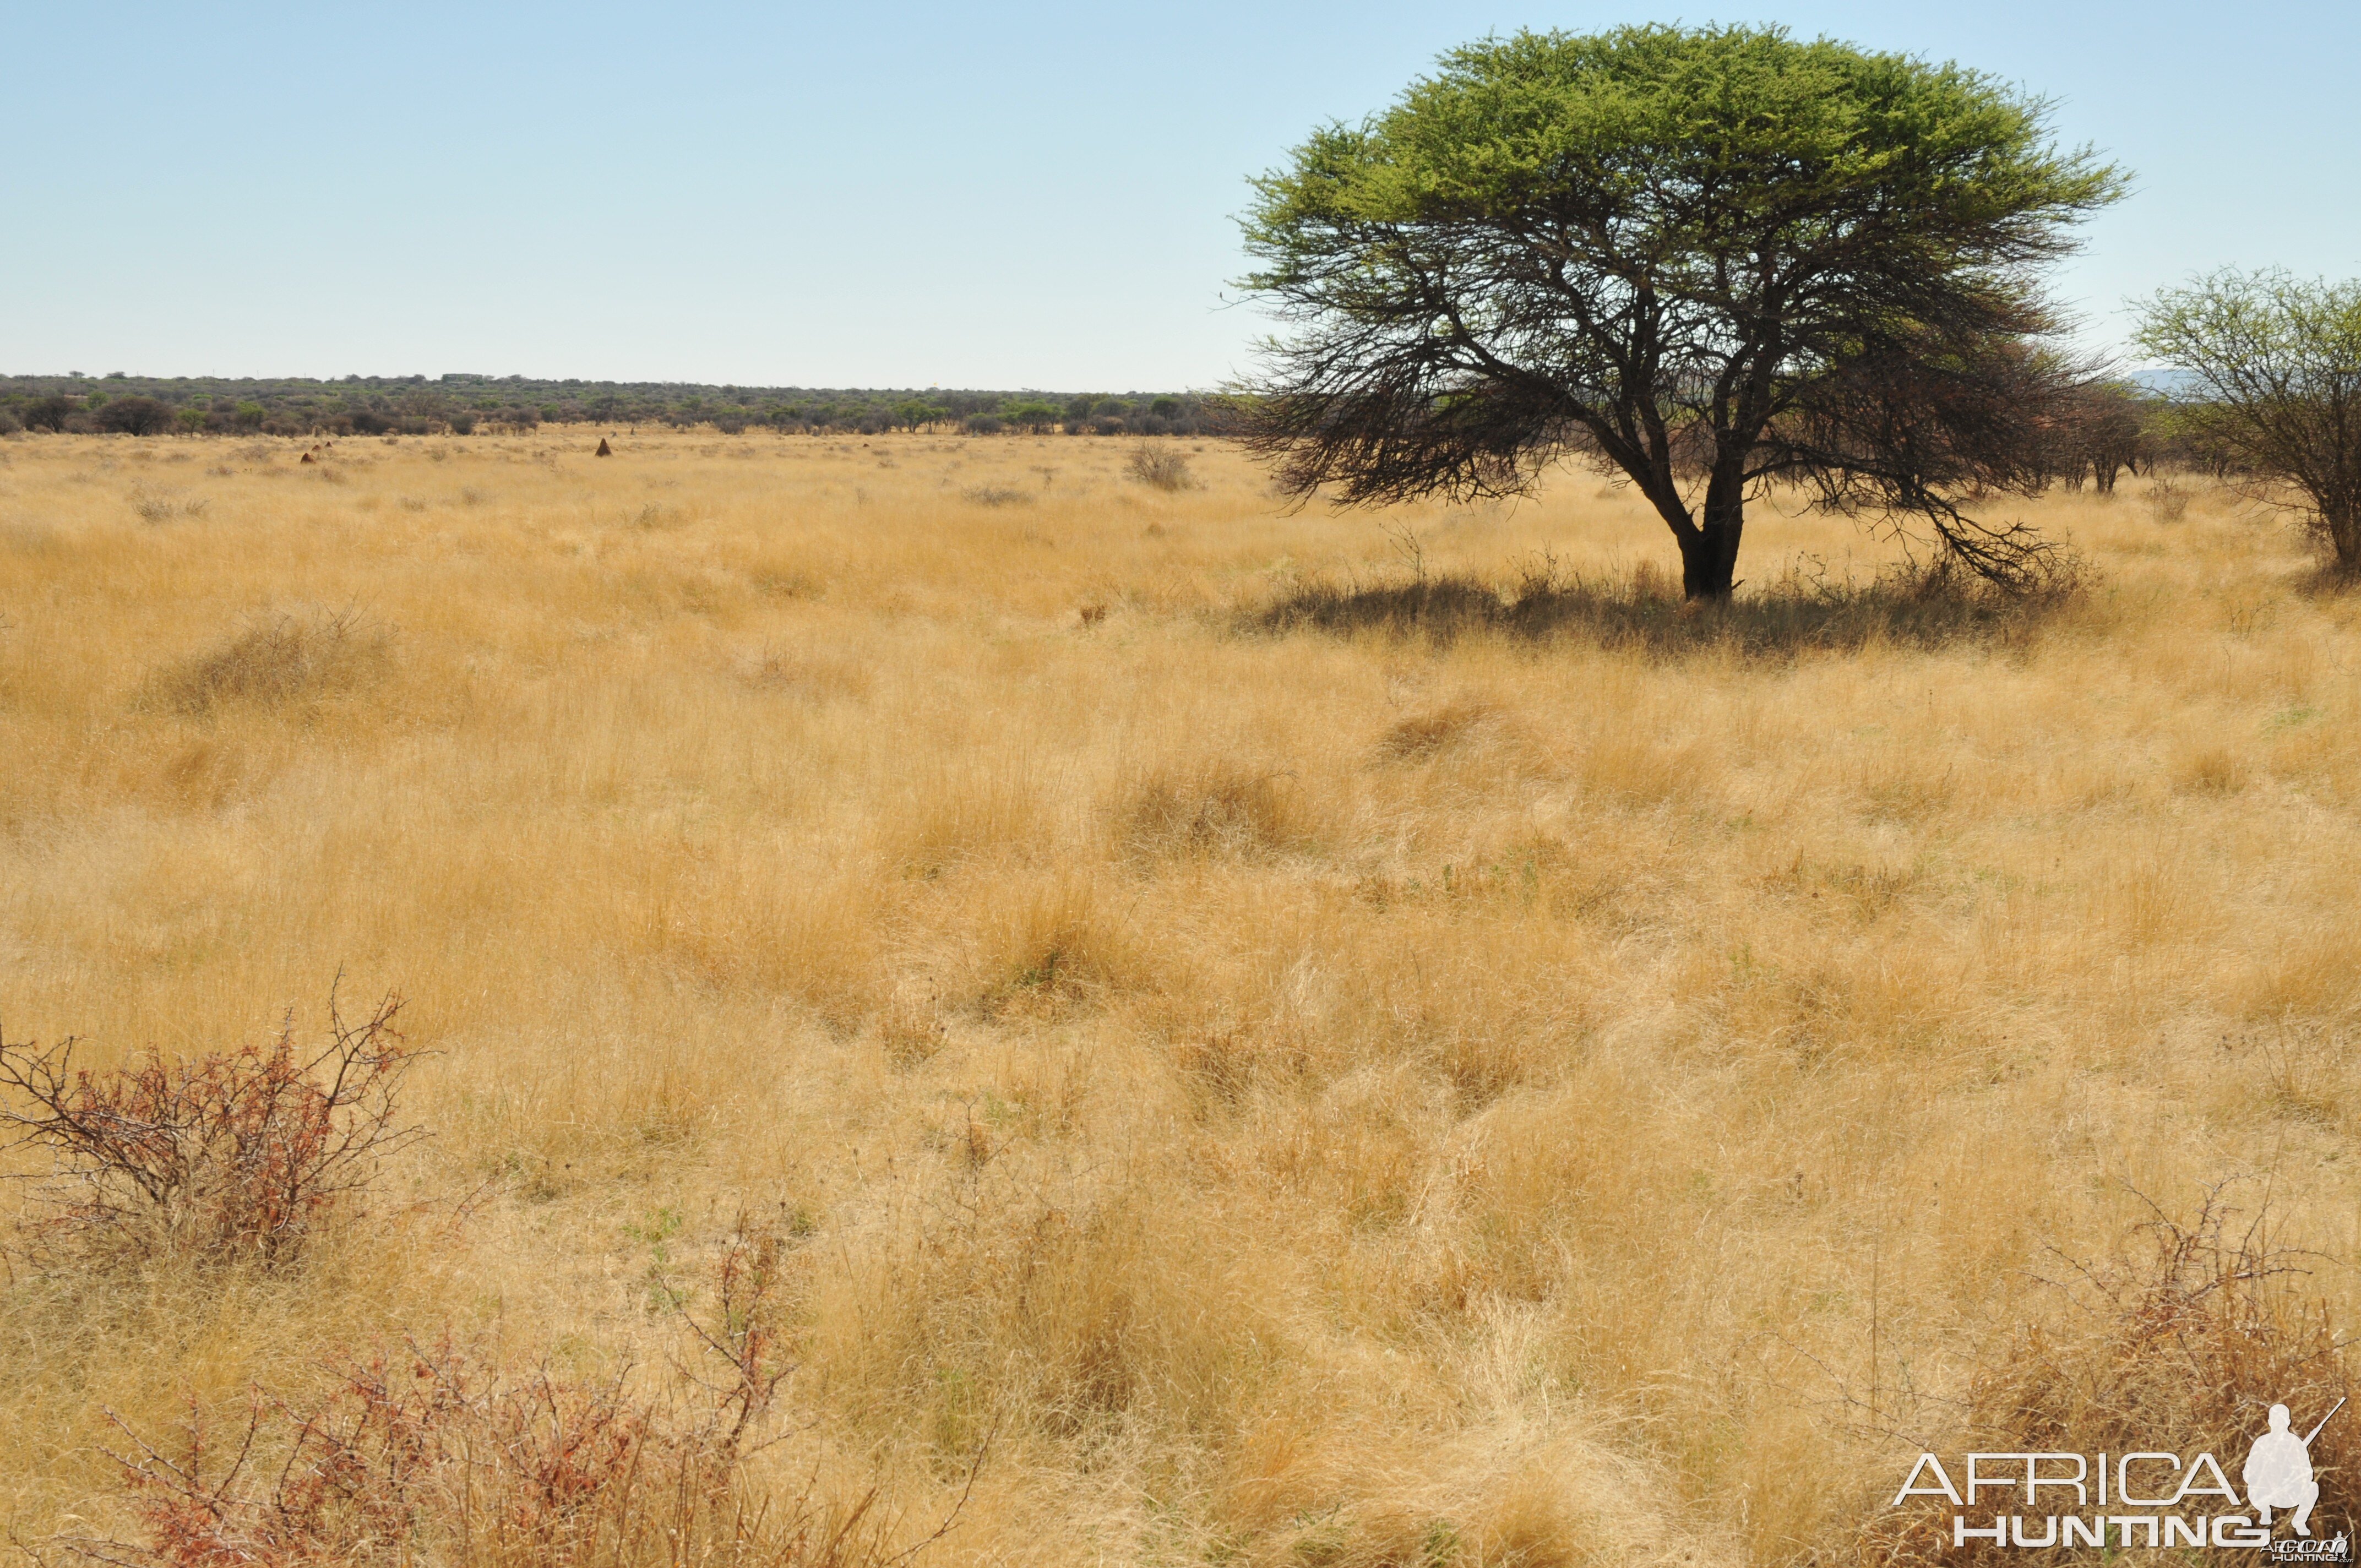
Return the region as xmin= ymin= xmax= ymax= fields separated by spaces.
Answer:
xmin=19 ymin=394 xmax=76 ymax=432
xmin=1236 ymin=25 xmax=2125 ymax=599
xmin=94 ymin=395 xmax=177 ymax=436
xmin=2135 ymin=269 xmax=2361 ymax=576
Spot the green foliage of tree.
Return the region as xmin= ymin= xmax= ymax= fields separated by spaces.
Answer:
xmin=1000 ymin=400 xmax=1063 ymax=432
xmin=1238 ymin=24 xmax=2124 ymax=597
xmin=19 ymin=394 xmax=76 ymax=433
xmin=93 ymin=395 xmax=177 ymax=435
xmin=2135 ymin=269 xmax=2361 ymax=574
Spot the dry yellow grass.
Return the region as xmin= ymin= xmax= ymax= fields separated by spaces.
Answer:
xmin=2 ymin=428 xmax=2358 ymax=1563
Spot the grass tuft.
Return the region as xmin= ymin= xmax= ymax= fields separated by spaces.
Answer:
xmin=142 ymin=609 xmax=391 ymax=716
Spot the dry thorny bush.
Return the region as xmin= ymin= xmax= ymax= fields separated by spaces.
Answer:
xmin=1862 ymin=1182 xmax=2359 ymax=1565
xmin=0 ymin=992 xmax=423 ymax=1271
xmin=44 ymin=1223 xmax=973 ymax=1568
xmin=140 ymin=609 xmax=391 ymax=716
xmin=1125 ymin=445 xmax=1198 ymax=492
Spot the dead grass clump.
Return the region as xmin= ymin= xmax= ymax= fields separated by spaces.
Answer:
xmin=737 ymin=645 xmax=872 ymax=702
xmin=889 ymin=760 xmax=1059 ymax=877
xmin=1375 ymin=699 xmax=1501 ymax=761
xmin=1258 ymin=556 xmax=2081 ymax=656
xmin=839 ymin=1172 xmax=1259 ymax=1452
xmin=972 ymin=875 xmax=1146 ymax=1013
xmin=2148 ymin=474 xmax=2195 ymax=522
xmin=961 ymin=485 xmax=1031 ymax=508
xmin=2177 ymin=744 xmax=2252 ymax=794
xmin=1256 ymin=572 xmax=1506 ymax=641
xmin=1866 ymin=1184 xmax=2358 ymax=1562
xmin=143 ymin=610 xmax=391 ymax=716
xmin=1120 ymin=761 xmax=1307 ymax=860
xmin=129 ymin=487 xmax=210 ymax=523
xmin=1127 ymin=445 xmax=1200 ymax=492
xmin=0 ymin=994 xmax=420 ymax=1271
xmin=877 ymin=982 xmax=948 ymax=1068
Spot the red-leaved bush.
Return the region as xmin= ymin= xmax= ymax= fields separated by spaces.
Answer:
xmin=64 ymin=1227 xmax=967 ymax=1567
xmin=0 ymin=991 xmax=420 ymax=1268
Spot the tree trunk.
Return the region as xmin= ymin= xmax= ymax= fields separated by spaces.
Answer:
xmin=2326 ymin=502 xmax=2361 ymax=576
xmin=1678 ymin=470 xmax=1747 ymax=600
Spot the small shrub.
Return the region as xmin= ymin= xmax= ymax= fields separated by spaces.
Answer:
xmin=130 ymin=487 xmax=211 ymax=524
xmin=144 ymin=609 xmax=391 ymax=716
xmin=961 ymin=485 xmax=1030 ymax=507
xmin=2148 ymin=474 xmax=2194 ymax=522
xmin=93 ymin=1342 xmax=704 ymax=1567
xmin=1126 ymin=445 xmax=1198 ymax=492
xmin=0 ymin=992 xmax=421 ymax=1270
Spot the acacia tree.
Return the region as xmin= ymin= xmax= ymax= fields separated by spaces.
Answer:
xmin=2135 ymin=270 xmax=2361 ymax=575
xmin=1237 ymin=25 xmax=2123 ymax=599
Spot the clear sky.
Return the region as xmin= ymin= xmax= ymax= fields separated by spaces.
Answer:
xmin=3 ymin=1 xmax=2353 ymax=389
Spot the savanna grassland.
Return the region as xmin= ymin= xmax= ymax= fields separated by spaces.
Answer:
xmin=2 ymin=429 xmax=2358 ymax=1565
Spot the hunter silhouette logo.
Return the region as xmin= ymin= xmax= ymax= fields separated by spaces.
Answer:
xmin=2249 ymin=1399 xmax=2342 ymax=1536
xmin=1892 ymin=1396 xmax=2350 ymax=1554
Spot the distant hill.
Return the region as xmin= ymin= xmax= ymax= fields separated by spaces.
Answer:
xmin=0 ymin=373 xmax=1231 ymax=438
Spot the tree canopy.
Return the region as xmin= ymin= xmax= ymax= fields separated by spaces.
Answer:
xmin=2135 ymin=269 xmax=2361 ymax=574
xmin=1238 ymin=24 xmax=2124 ymax=597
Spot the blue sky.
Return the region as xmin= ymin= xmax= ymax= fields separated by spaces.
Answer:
xmin=3 ymin=1 xmax=2353 ymax=389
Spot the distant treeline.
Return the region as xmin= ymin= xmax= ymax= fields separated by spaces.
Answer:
xmin=0 ymin=373 xmax=1233 ymax=439
xmin=0 ymin=372 xmax=2280 ymax=494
